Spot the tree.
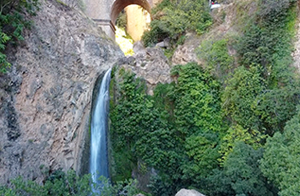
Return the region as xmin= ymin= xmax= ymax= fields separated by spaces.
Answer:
xmin=207 ymin=142 xmax=277 ymax=196
xmin=219 ymin=124 xmax=266 ymax=164
xmin=260 ymin=106 xmax=300 ymax=196
xmin=181 ymin=133 xmax=220 ymax=188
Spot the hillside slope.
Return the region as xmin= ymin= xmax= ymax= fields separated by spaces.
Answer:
xmin=109 ymin=0 xmax=300 ymax=195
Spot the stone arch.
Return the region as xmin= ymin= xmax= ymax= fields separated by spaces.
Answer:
xmin=110 ymin=0 xmax=153 ymax=24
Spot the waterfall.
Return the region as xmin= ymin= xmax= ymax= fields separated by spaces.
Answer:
xmin=90 ymin=68 xmax=111 ymax=188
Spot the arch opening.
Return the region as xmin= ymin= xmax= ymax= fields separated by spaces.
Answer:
xmin=113 ymin=1 xmax=152 ymax=56
xmin=110 ymin=0 xmax=152 ymax=24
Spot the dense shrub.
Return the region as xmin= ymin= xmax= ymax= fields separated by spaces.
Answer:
xmin=218 ymin=124 xmax=266 ymax=164
xmin=112 ymin=0 xmax=300 ymax=195
xmin=141 ymin=20 xmax=170 ymax=47
xmin=110 ymin=70 xmax=181 ymax=182
xmin=222 ymin=65 xmax=266 ymax=130
xmin=210 ymin=142 xmax=277 ymax=196
xmin=260 ymin=106 xmax=300 ymax=196
xmin=142 ymin=0 xmax=212 ymax=47
xmin=115 ymin=11 xmax=127 ymax=29
xmin=232 ymin=1 xmax=299 ymax=135
xmin=197 ymin=39 xmax=235 ymax=82
xmin=110 ymin=63 xmax=225 ymax=194
xmin=0 ymin=170 xmax=138 ymax=196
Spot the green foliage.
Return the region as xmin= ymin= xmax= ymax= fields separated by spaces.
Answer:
xmin=147 ymin=174 xmax=178 ymax=196
xmin=0 ymin=30 xmax=11 ymax=72
xmin=0 ymin=0 xmax=38 ymax=73
xmin=197 ymin=38 xmax=235 ymax=81
xmin=222 ymin=65 xmax=266 ymax=130
xmin=141 ymin=20 xmax=170 ymax=47
xmin=171 ymin=63 xmax=224 ymax=136
xmin=258 ymin=0 xmax=297 ymax=22
xmin=97 ymin=177 xmax=139 ymax=196
xmin=228 ymin=2 xmax=299 ymax=135
xmin=222 ymin=64 xmax=298 ymax=135
xmin=110 ymin=70 xmax=180 ymax=182
xmin=237 ymin=1 xmax=297 ymax=86
xmin=150 ymin=0 xmax=171 ymax=15
xmin=206 ymin=142 xmax=277 ymax=196
xmin=222 ymin=142 xmax=276 ymax=196
xmin=142 ymin=0 xmax=212 ymax=46
xmin=111 ymin=1 xmax=300 ymax=195
xmin=0 ymin=170 xmax=139 ymax=196
xmin=164 ymin=62 xmax=225 ymax=190
xmin=45 ymin=170 xmax=93 ymax=196
xmin=219 ymin=124 xmax=266 ymax=163
xmin=260 ymin=106 xmax=300 ymax=196
xmin=110 ymin=63 xmax=225 ymax=194
xmin=253 ymin=84 xmax=300 ymax=133
xmin=115 ymin=11 xmax=127 ymax=29
xmin=181 ymin=133 xmax=220 ymax=184
xmin=161 ymin=0 xmax=211 ymax=36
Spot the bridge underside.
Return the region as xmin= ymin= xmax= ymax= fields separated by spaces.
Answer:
xmin=85 ymin=0 xmax=153 ymax=39
xmin=110 ymin=0 xmax=152 ymax=23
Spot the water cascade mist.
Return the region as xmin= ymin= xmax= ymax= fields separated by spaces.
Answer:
xmin=90 ymin=68 xmax=112 ymax=188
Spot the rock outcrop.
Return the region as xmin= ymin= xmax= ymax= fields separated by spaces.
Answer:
xmin=120 ymin=46 xmax=171 ymax=95
xmin=0 ymin=0 xmax=123 ymax=184
xmin=175 ymin=189 xmax=206 ymax=196
xmin=172 ymin=33 xmax=202 ymax=66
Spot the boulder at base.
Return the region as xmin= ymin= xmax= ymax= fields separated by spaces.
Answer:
xmin=175 ymin=189 xmax=205 ymax=196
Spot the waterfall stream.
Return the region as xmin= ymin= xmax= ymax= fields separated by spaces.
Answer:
xmin=90 ymin=68 xmax=111 ymax=187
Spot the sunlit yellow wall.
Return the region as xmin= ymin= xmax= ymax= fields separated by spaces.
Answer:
xmin=125 ymin=5 xmax=151 ymax=42
xmin=115 ymin=27 xmax=134 ymax=56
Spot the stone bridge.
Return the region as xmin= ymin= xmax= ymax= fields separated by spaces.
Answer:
xmin=83 ymin=0 xmax=158 ymax=39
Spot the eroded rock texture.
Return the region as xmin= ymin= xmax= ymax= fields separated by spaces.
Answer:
xmin=0 ymin=0 xmax=123 ymax=184
xmin=120 ymin=46 xmax=171 ymax=95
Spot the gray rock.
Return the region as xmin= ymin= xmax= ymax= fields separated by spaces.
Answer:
xmin=171 ymin=33 xmax=201 ymax=66
xmin=175 ymin=189 xmax=206 ymax=196
xmin=155 ymin=38 xmax=170 ymax=48
xmin=121 ymin=47 xmax=171 ymax=95
xmin=133 ymin=41 xmax=146 ymax=55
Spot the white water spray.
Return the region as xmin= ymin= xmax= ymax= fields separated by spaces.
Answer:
xmin=90 ymin=68 xmax=111 ymax=187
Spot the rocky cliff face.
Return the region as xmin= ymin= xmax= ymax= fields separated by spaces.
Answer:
xmin=0 ymin=0 xmax=123 ymax=184
xmin=120 ymin=43 xmax=171 ymax=95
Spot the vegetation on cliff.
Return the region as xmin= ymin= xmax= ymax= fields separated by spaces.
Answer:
xmin=142 ymin=0 xmax=212 ymax=47
xmin=109 ymin=0 xmax=300 ymax=195
xmin=0 ymin=0 xmax=38 ymax=72
xmin=0 ymin=170 xmax=139 ymax=196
